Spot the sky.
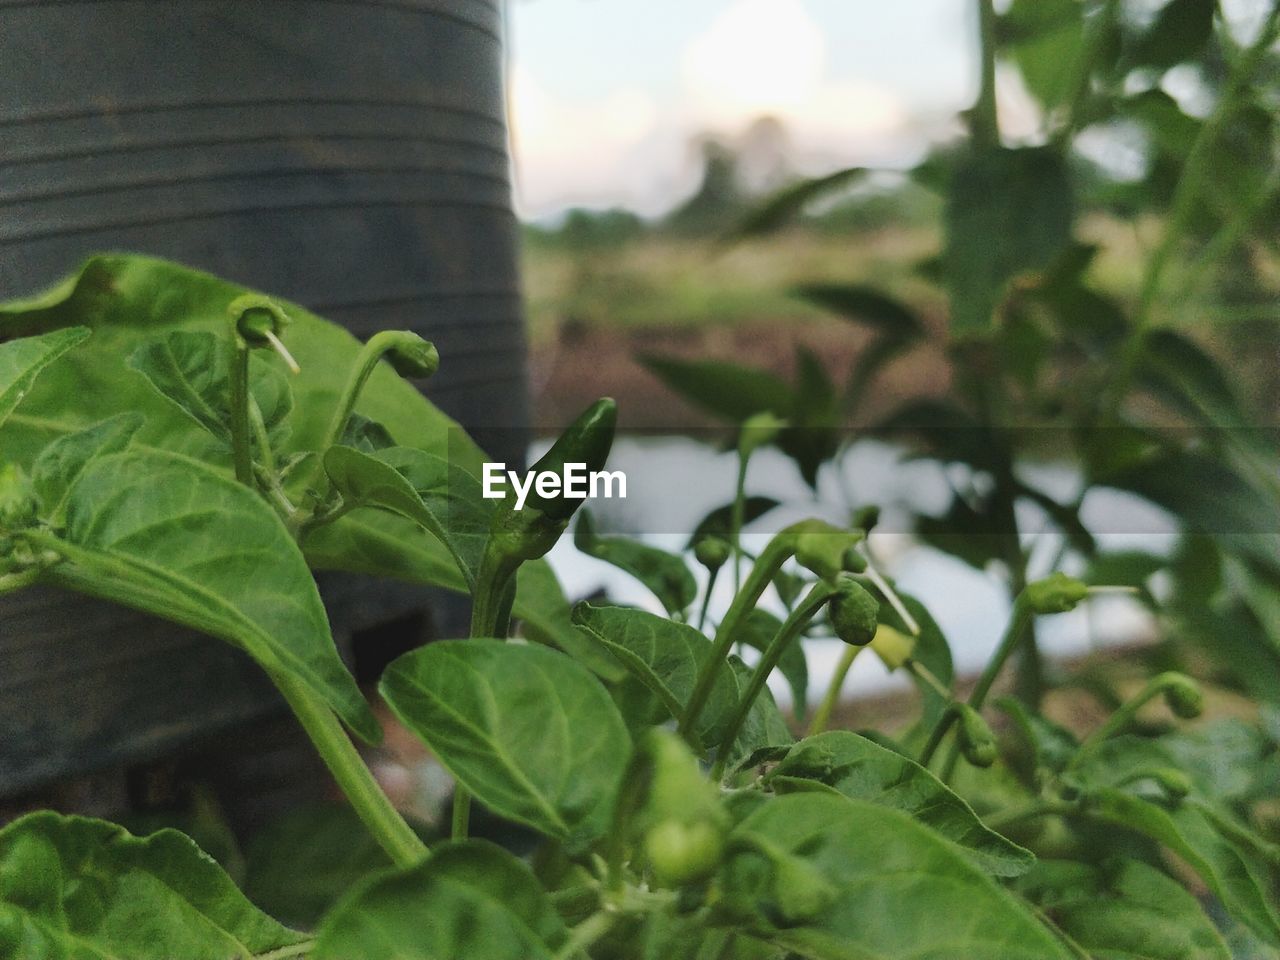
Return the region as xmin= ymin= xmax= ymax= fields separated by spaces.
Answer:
xmin=507 ymin=0 xmax=980 ymax=219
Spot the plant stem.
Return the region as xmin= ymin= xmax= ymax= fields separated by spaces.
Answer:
xmin=972 ymin=0 xmax=999 ymax=148
xmin=451 ymin=789 xmax=471 ymax=841
xmin=271 ymin=671 xmax=426 ymax=868
xmin=227 ymin=343 xmax=254 ymax=486
xmin=554 ymin=910 xmax=617 ymax=960
xmin=679 ymin=528 xmax=799 ymax=739
xmin=730 ymin=451 xmax=748 ymax=595
xmin=808 ymin=642 xmax=862 ymax=737
xmin=984 ymin=799 xmax=1079 ymax=830
xmin=696 ymin=563 xmax=720 ymax=632
xmin=714 ymin=583 xmax=835 ymax=776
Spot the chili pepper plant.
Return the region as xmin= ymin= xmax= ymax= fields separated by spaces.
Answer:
xmin=0 ymin=250 xmax=1275 ymax=960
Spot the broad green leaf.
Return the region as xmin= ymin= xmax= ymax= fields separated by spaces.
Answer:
xmin=687 ymin=496 xmax=781 ymax=547
xmin=0 ymin=326 xmax=89 ymax=428
xmin=724 ymin=793 xmax=1072 ymax=959
xmin=728 ymin=166 xmax=867 ymax=240
xmin=379 ymin=639 xmax=630 ymax=844
xmin=1016 ymin=858 xmax=1230 ymax=960
xmin=1085 ymin=787 xmax=1280 ymax=945
xmin=791 ymin=283 xmax=924 ymax=340
xmin=1001 ymin=0 xmax=1086 ymax=111
xmin=323 ymin=444 xmax=475 ymax=590
xmin=572 ymin=601 xmax=740 ymax=746
xmin=242 ymin=804 xmax=398 ymax=929
xmin=638 ymin=355 xmax=794 ymax=424
xmin=0 ymin=811 xmax=306 ymax=959
xmin=31 ymin=413 xmax=144 ymax=524
xmin=42 ymin=448 xmax=378 ymax=743
xmin=313 ymin=841 xmax=566 ymax=960
xmin=128 ymin=331 xmax=292 ymax=447
xmin=339 ymin=411 xmax=396 ymax=452
xmin=574 ymin=510 xmax=697 ymax=615
xmin=782 ymin=345 xmax=840 ymax=487
xmin=944 ymin=147 xmax=1074 ymax=334
xmin=738 ymin=608 xmax=808 ymax=717
xmin=766 ymin=731 xmax=1035 ymax=878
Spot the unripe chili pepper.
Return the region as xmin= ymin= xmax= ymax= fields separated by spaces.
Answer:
xmin=1025 ymin=572 xmax=1089 ymax=614
xmin=956 ymin=704 xmax=998 ymax=768
xmin=227 ymin=294 xmax=298 ymax=373
xmin=1156 ymin=672 xmax=1204 ymax=719
xmin=693 ymin=536 xmax=731 ymax=571
xmin=523 ymin=398 xmax=617 ymax=523
xmin=870 ymin=625 xmax=915 ymax=671
xmin=828 ymin=576 xmax=879 ymax=646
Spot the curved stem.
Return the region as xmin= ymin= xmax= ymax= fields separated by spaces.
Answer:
xmin=808 ymin=642 xmax=862 ymax=737
xmin=984 ymin=799 xmax=1079 ymax=830
xmin=696 ymin=563 xmax=721 ymax=633
xmin=679 ymin=529 xmax=800 ymax=740
xmin=272 ymin=671 xmax=426 ymax=868
xmin=554 ymin=910 xmax=617 ymax=960
xmin=714 ymin=583 xmax=835 ymax=776
xmin=227 ymin=343 xmax=253 ymax=486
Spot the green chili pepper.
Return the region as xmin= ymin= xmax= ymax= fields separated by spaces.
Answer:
xmin=828 ymin=576 xmax=879 ymax=646
xmin=1025 ymin=572 xmax=1089 ymax=614
xmin=1156 ymin=672 xmax=1204 ymax=719
xmin=693 ymin=536 xmax=732 ymax=572
xmin=956 ymin=704 xmax=998 ymax=768
xmin=526 ymin=397 xmax=617 ymax=523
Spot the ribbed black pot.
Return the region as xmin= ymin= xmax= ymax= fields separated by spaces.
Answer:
xmin=0 ymin=0 xmax=526 ymax=813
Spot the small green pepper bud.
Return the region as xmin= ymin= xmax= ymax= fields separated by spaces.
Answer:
xmin=645 ymin=818 xmax=725 ymax=887
xmin=792 ymin=521 xmax=865 ymax=583
xmin=1140 ymin=767 xmax=1192 ymax=800
xmin=693 ymin=536 xmax=731 ymax=571
xmin=1156 ymin=672 xmax=1204 ymax=719
xmin=957 ymin=704 xmax=998 ymax=768
xmin=850 ymin=504 xmax=880 ymax=534
xmin=383 ymin=332 xmax=439 ymax=379
xmin=828 ymin=577 xmax=879 ymax=646
xmin=630 ymin=730 xmax=727 ymax=888
xmin=1025 ymin=572 xmax=1089 ymax=614
xmin=738 ymin=411 xmax=787 ymax=460
xmin=227 ymin=294 xmax=298 ymax=372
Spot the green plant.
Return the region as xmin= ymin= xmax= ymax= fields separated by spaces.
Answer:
xmin=0 ymin=250 xmax=1276 ymax=958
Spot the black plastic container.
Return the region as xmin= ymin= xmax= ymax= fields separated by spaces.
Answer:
xmin=0 ymin=0 xmax=527 ymax=809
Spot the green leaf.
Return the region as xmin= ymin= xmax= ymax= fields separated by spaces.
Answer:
xmin=723 ymin=793 xmax=1072 ymax=959
xmin=31 ymin=413 xmax=144 ymax=524
xmin=323 ymin=444 xmax=476 ymax=590
xmin=687 ymin=497 xmax=781 ymax=547
xmin=639 ymin=355 xmax=794 ymax=424
xmin=379 ymin=639 xmax=630 ymax=844
xmin=1137 ymin=328 xmax=1246 ymax=429
xmin=944 ymin=147 xmax=1075 ymax=334
xmin=1016 ymin=858 xmax=1231 ymax=959
xmin=242 ymin=804 xmax=398 ymax=929
xmin=875 ymin=590 xmax=954 ymax=727
xmin=339 ymin=411 xmax=396 ymax=452
xmin=1129 ymin=0 xmax=1215 ymax=70
xmin=572 ymin=602 xmax=740 ymax=746
xmin=1000 ymin=0 xmax=1086 ymax=111
xmin=42 ymin=448 xmax=378 ymax=743
xmin=1084 ymin=786 xmax=1280 ymax=945
xmin=738 ymin=608 xmax=809 ymax=717
xmin=728 ymin=166 xmax=867 ymax=240
xmin=313 ymin=840 xmax=567 ymax=960
xmin=574 ymin=510 xmax=697 ymax=615
xmin=0 ymin=811 xmax=306 ymax=959
xmin=791 ymin=284 xmax=924 ymax=340
xmin=766 ymin=731 xmax=1034 ymax=878
xmin=0 ymin=326 xmax=89 ymax=429
xmin=725 ymin=657 xmax=794 ymax=766
xmin=128 ymin=331 xmax=292 ymax=447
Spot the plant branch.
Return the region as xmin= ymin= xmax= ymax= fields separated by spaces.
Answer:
xmin=808 ymin=642 xmax=862 ymax=737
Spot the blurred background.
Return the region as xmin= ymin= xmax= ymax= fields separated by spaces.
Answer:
xmin=508 ymin=0 xmax=1280 ymax=706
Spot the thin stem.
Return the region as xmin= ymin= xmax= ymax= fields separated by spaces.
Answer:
xmin=714 ymin=583 xmax=835 ymax=776
xmin=272 ymin=671 xmax=426 ymax=868
xmin=227 ymin=344 xmax=254 ymax=486
xmin=808 ymin=643 xmax=861 ymax=737
xmin=1069 ymin=674 xmax=1173 ymax=766
xmin=255 ymin=942 xmax=316 ymax=960
xmin=554 ymin=910 xmax=617 ymax=960
xmin=972 ymin=0 xmax=999 ymax=148
xmin=451 ymin=789 xmax=471 ymax=841
xmin=696 ymin=563 xmax=721 ymax=633
xmin=984 ymin=799 xmax=1079 ymax=830
xmin=1055 ymin=0 xmax=1120 ymax=142
xmin=679 ymin=529 xmax=799 ymax=739
xmin=730 ymin=451 xmax=748 ymax=595
xmin=862 ymin=558 xmax=919 ymax=636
